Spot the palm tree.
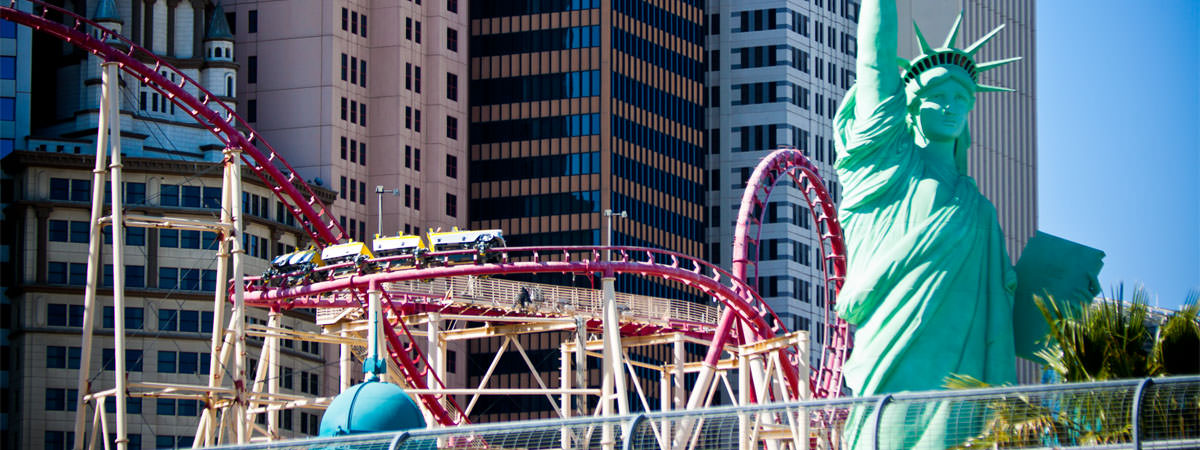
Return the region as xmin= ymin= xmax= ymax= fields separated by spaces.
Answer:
xmin=948 ymin=286 xmax=1200 ymax=448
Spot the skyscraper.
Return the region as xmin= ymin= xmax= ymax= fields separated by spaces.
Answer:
xmin=225 ymin=0 xmax=470 ymax=240
xmin=467 ymin=0 xmax=707 ymax=299
xmin=704 ymin=0 xmax=1037 ymax=375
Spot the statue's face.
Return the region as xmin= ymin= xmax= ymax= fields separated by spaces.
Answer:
xmin=915 ymin=80 xmax=975 ymax=142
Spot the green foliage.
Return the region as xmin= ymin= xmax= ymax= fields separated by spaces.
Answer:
xmin=946 ymin=286 xmax=1200 ymax=448
xmin=1034 ymin=285 xmax=1199 ymax=381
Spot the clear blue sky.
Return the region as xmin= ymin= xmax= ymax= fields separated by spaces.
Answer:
xmin=1037 ymin=1 xmax=1200 ymax=309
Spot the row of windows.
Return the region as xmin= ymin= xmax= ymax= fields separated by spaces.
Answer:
xmin=612 ymin=0 xmax=702 ymax=43
xmin=733 ymin=124 xmax=810 ymax=153
xmin=47 ymin=262 xmax=149 ymax=288
xmin=731 ymin=81 xmax=811 ymax=110
xmin=505 ymin=229 xmax=600 ymax=247
xmin=611 ymin=193 xmax=701 ymax=243
xmin=50 ymin=178 xmax=149 ymax=204
xmin=470 ymin=152 xmax=599 ymax=183
xmin=758 ymin=238 xmax=815 ymax=267
xmin=611 ymin=73 xmax=702 ymax=128
xmin=612 ymin=153 xmax=700 ymax=204
xmin=162 ymin=184 xmax=222 ymax=208
xmin=244 ymin=192 xmax=272 ymax=219
xmin=157 ymin=308 xmax=216 ymax=333
xmin=340 ymin=136 xmax=368 ymax=166
xmin=471 ymin=114 xmax=600 ymax=144
xmin=405 ymin=63 xmax=421 ymax=92
xmin=405 ymin=106 xmax=422 ymax=131
xmin=339 ymin=216 xmax=368 ymax=242
xmin=469 ymin=0 xmax=597 ymax=19
xmin=340 ymin=8 xmax=368 ymax=38
xmin=157 ymin=350 xmax=213 ymax=374
xmin=340 ymin=176 xmax=368 ymax=206
xmin=339 ymin=53 xmax=367 ymax=88
xmin=612 ymin=28 xmax=701 ymax=81
xmin=405 ymin=17 xmax=422 ymax=43
xmin=472 ymin=25 xmax=600 ymax=57
xmin=470 ymin=191 xmax=600 ymax=221
xmin=339 ymin=97 xmax=367 ymax=126
xmin=611 ymin=115 xmax=701 ymax=166
xmin=732 ymin=45 xmax=810 ymax=73
xmin=470 ymin=70 xmax=600 ymax=105
xmin=813 ymin=56 xmax=857 ymax=90
xmin=757 ymin=275 xmax=815 ymax=305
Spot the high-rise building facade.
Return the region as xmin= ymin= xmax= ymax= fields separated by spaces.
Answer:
xmin=466 ymin=0 xmax=707 ymax=299
xmin=1 ymin=1 xmax=343 ymax=448
xmin=705 ymin=0 xmax=1036 ymax=374
xmin=705 ymin=0 xmax=859 ymax=367
xmin=225 ymin=0 xmax=470 ymax=241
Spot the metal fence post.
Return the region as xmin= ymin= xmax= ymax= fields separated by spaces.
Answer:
xmin=1131 ymin=378 xmax=1153 ymax=450
xmin=623 ymin=414 xmax=648 ymax=450
xmin=389 ymin=431 xmax=411 ymax=450
xmin=869 ymin=395 xmax=894 ymax=450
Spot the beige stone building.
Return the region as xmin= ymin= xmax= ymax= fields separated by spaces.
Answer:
xmin=2 ymin=152 xmax=338 ymax=449
xmin=224 ymin=0 xmax=470 ymax=240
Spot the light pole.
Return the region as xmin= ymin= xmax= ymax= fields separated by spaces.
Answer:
xmin=603 ymin=209 xmax=627 ymax=261
xmin=375 ymin=185 xmax=400 ymax=237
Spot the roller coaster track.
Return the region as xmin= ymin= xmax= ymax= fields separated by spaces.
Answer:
xmin=4 ymin=0 xmax=851 ymax=432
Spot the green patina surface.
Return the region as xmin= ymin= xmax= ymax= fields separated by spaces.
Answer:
xmin=833 ymin=1 xmax=1102 ymax=448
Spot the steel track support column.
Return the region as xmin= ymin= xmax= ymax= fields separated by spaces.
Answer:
xmin=225 ymin=146 xmax=249 ymax=443
xmin=560 ymin=344 xmax=573 ymax=450
xmin=266 ymin=308 xmax=282 ymax=438
xmin=339 ymin=325 xmax=352 ymax=391
xmin=427 ymin=312 xmax=441 ymax=408
xmin=738 ymin=350 xmax=751 ymax=450
xmin=200 ymin=150 xmax=236 ymax=447
xmin=74 ymin=60 xmax=119 ymax=450
xmin=106 ymin=59 xmax=130 ymax=450
xmin=673 ymin=333 xmax=685 ymax=410
xmin=574 ymin=316 xmax=588 ymax=416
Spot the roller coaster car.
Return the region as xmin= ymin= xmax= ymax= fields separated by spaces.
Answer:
xmin=263 ymin=249 xmax=325 ymax=287
xmin=320 ymin=241 xmax=376 ymax=276
xmin=427 ymin=228 xmax=506 ymax=264
xmin=372 ymin=233 xmax=427 ymax=268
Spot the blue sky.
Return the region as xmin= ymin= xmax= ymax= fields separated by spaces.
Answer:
xmin=1037 ymin=1 xmax=1199 ymax=308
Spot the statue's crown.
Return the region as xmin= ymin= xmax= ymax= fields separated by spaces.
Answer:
xmin=900 ymin=13 xmax=1022 ymax=93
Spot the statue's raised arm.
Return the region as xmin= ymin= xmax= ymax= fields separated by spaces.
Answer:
xmin=854 ymin=0 xmax=901 ymax=119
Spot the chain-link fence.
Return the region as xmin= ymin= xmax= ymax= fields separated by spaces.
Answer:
xmin=200 ymin=376 xmax=1200 ymax=450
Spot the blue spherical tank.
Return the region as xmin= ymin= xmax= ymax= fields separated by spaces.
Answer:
xmin=319 ymin=381 xmax=426 ymax=436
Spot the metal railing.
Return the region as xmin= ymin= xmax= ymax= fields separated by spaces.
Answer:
xmin=315 ymin=276 xmax=721 ymax=328
xmin=197 ymin=376 xmax=1200 ymax=450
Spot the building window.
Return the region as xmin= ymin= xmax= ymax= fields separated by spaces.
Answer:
xmin=405 ymin=63 xmax=412 ymax=90
xmin=341 ymin=8 xmax=348 ymax=30
xmin=340 ymin=176 xmax=347 ymax=199
xmin=415 ymin=21 xmax=422 ymax=43
xmin=405 ymin=107 xmax=412 ymax=129
xmin=446 ymin=72 xmax=458 ymax=101
xmin=341 ymin=97 xmax=347 ymax=120
xmin=414 ymin=109 xmax=421 ymax=132
xmin=247 ymin=99 xmax=257 ymax=122
xmin=448 ymin=0 xmax=458 ymax=13
xmin=405 ymin=17 xmax=412 ymax=40
xmin=446 ymin=155 xmax=457 ymax=178
xmin=350 ymin=56 xmax=357 ymax=84
xmin=413 ymin=188 xmax=421 ymax=210
xmin=248 ymin=10 xmax=257 ymax=33
xmin=414 ymin=66 xmax=422 ymax=92
xmin=446 ymin=115 xmax=457 ymax=140
xmin=360 ymin=14 xmax=367 ymax=37
xmin=414 ymin=148 xmax=421 ymax=170
xmin=360 ymin=102 xmax=367 ymax=126
xmin=446 ymin=193 xmax=457 ymax=217
xmin=340 ymin=53 xmax=347 ymax=81
xmin=360 ymin=59 xmax=367 ymax=87
xmin=447 ymin=28 xmax=457 ymax=51
xmin=340 ymin=136 xmax=347 ymax=159
xmin=405 ymin=146 xmax=412 ymax=168
xmin=351 ymin=11 xmax=358 ymax=34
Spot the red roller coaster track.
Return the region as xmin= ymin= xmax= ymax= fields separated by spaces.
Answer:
xmin=2 ymin=0 xmax=851 ymax=428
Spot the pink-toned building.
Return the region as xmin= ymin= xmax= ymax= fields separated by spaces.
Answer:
xmin=226 ymin=0 xmax=469 ymax=240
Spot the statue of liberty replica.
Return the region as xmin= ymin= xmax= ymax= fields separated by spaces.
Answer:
xmin=833 ymin=0 xmax=1034 ymax=447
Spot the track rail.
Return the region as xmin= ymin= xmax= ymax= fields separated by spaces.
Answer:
xmin=731 ymin=148 xmax=850 ymax=399
xmin=0 ymin=0 xmax=347 ymax=246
